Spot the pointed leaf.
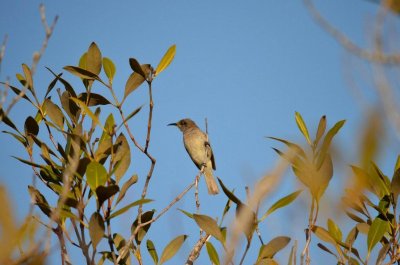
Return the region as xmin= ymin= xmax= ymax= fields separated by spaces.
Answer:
xmin=87 ymin=42 xmax=102 ymax=75
xmin=116 ymin=175 xmax=138 ymax=205
xmin=113 ymin=133 xmax=131 ymax=182
xmin=311 ymin=226 xmax=336 ymax=245
xmin=327 ymin=219 xmax=342 ymax=241
xmin=367 ymin=216 xmax=388 ymax=254
xmin=86 ymin=161 xmax=108 ymax=192
xmin=193 ymin=214 xmax=224 ymax=243
xmin=260 ymin=190 xmax=302 ymax=221
xmin=159 ymin=235 xmax=187 ymax=264
xmin=78 ymin=93 xmax=111 ymax=106
xmin=117 ymin=105 xmax=143 ymax=130
xmin=178 ymin=209 xmax=193 ymax=219
xmin=206 ymin=241 xmax=220 ymax=265
xmin=44 ymin=99 xmax=64 ymax=128
xmin=314 ymin=115 xmax=326 ymax=147
xmin=155 ymin=44 xmax=176 ymax=76
xmin=89 ymin=212 xmax=105 ymax=249
xmin=22 ymin=64 xmax=33 ymax=92
xmin=319 ymin=120 xmax=346 ymax=158
xmin=295 ymin=112 xmax=311 ymax=145
xmin=0 ymin=108 xmax=19 ymax=132
xmin=217 ymin=177 xmax=242 ymax=205
xmin=146 ymin=240 xmax=158 ymax=264
xmin=129 ymin=58 xmax=146 ymax=78
xmin=28 ymin=185 xmax=51 ymax=217
xmin=257 ymin=236 xmax=290 ymax=260
xmin=267 ymin=137 xmax=306 ymax=158
xmin=123 ymin=72 xmax=145 ymax=99
xmin=0 ymin=82 xmax=32 ymax=103
xmin=103 ymin=57 xmax=116 ymax=83
xmin=64 ymin=66 xmax=100 ymax=81
xmin=131 ymin=210 xmax=155 ymax=244
xmin=108 ymin=199 xmax=153 ymax=220
xmin=70 ymin=97 xmax=104 ymax=131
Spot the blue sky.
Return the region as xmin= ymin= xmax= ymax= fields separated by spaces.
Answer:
xmin=1 ymin=0 xmax=399 ymax=264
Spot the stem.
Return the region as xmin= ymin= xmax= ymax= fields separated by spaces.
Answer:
xmin=53 ymin=225 xmax=71 ymax=265
xmin=185 ymin=234 xmax=211 ymax=265
xmin=239 ymin=241 xmax=251 ymax=265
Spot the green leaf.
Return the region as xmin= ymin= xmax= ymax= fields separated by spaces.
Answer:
xmin=178 ymin=209 xmax=193 ymax=219
xmin=44 ymin=99 xmax=64 ymax=129
xmin=113 ymin=133 xmax=131 ymax=182
xmin=367 ymin=216 xmax=388 ymax=255
xmin=87 ymin=42 xmax=102 ymax=75
xmin=70 ymin=97 xmax=105 ymax=131
xmin=129 ymin=58 xmax=146 ymax=78
xmin=205 ymin=242 xmax=220 ymax=265
xmin=116 ymin=175 xmax=138 ymax=205
xmin=260 ymin=190 xmax=302 ymax=222
xmin=117 ymin=105 xmax=143 ymax=131
xmin=22 ymin=63 xmax=33 ymax=92
xmin=64 ymin=66 xmax=100 ymax=81
xmin=159 ymin=235 xmax=187 ymax=264
xmin=2 ymin=130 xmax=26 ymax=146
xmin=155 ymin=44 xmax=176 ymax=76
xmin=13 ymin=156 xmax=45 ymax=169
xmin=103 ymin=57 xmax=116 ymax=83
xmin=314 ymin=115 xmax=326 ymax=147
xmin=46 ymin=67 xmax=77 ymax=97
xmin=86 ymin=161 xmax=108 ymax=192
xmin=391 ymin=168 xmax=400 ymax=203
xmin=24 ymin=116 xmax=39 ymax=136
xmin=257 ymin=236 xmax=291 ymax=261
xmin=108 ymin=199 xmax=153 ymax=220
xmin=89 ymin=212 xmax=105 ymax=249
xmin=295 ymin=112 xmax=311 ymax=145
xmin=96 ymin=185 xmax=119 ymax=210
xmin=79 ymin=52 xmax=87 ymax=69
xmin=327 ymin=219 xmax=342 ymax=241
xmin=123 ymin=72 xmax=145 ymax=100
xmin=146 ymin=240 xmax=158 ymax=264
xmin=193 ymin=214 xmax=224 ymax=243
xmin=78 ymin=93 xmax=111 ymax=106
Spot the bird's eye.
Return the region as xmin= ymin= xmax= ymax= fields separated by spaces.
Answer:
xmin=181 ymin=120 xmax=186 ymax=126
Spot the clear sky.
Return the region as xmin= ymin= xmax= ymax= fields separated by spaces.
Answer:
xmin=1 ymin=0 xmax=399 ymax=264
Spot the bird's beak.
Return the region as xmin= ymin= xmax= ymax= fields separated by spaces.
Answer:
xmin=168 ymin=122 xmax=177 ymax=127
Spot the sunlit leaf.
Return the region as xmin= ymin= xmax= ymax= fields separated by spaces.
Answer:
xmin=103 ymin=57 xmax=116 ymax=83
xmin=367 ymin=216 xmax=388 ymax=255
xmin=155 ymin=44 xmax=176 ymax=76
xmin=123 ymin=72 xmax=145 ymax=100
xmin=327 ymin=219 xmax=342 ymax=241
xmin=108 ymin=199 xmax=153 ymax=220
xmin=178 ymin=209 xmax=193 ymax=219
xmin=193 ymin=214 xmax=224 ymax=243
xmin=260 ymin=190 xmax=302 ymax=222
xmin=206 ymin=242 xmax=220 ymax=265
xmin=314 ymin=115 xmax=326 ymax=147
xmin=257 ymin=236 xmax=290 ymax=261
xmin=87 ymin=42 xmax=102 ymax=75
xmin=70 ymin=97 xmax=104 ymax=131
xmin=267 ymin=137 xmax=306 ymax=158
xmin=159 ymin=235 xmax=187 ymax=264
xmin=311 ymin=226 xmax=336 ymax=245
xmin=294 ymin=112 xmax=311 ymax=145
xmin=89 ymin=212 xmax=105 ymax=249
xmin=43 ymin=99 xmax=65 ymax=129
xmin=22 ymin=64 xmax=33 ymax=92
xmin=113 ymin=133 xmax=131 ymax=182
xmin=146 ymin=240 xmax=158 ymax=264
xmin=86 ymin=161 xmax=108 ymax=192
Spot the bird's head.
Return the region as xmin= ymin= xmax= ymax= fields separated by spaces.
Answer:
xmin=168 ymin=118 xmax=197 ymax=132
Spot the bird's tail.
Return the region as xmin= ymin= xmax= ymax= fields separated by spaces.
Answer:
xmin=203 ymin=165 xmax=219 ymax=195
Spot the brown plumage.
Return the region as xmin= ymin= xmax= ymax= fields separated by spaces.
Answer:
xmin=168 ymin=118 xmax=219 ymax=195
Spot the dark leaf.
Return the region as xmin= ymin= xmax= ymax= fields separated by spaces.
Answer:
xmin=129 ymin=58 xmax=146 ymax=78
xmin=0 ymin=108 xmax=19 ymax=132
xmin=217 ymin=177 xmax=242 ymax=205
xmin=24 ymin=116 xmax=39 ymax=136
xmin=78 ymin=93 xmax=111 ymax=106
xmin=28 ymin=185 xmax=51 ymax=217
xmin=0 ymin=82 xmax=32 ymax=103
xmin=109 ymin=199 xmax=153 ymax=220
xmin=146 ymin=240 xmax=158 ymax=265
xmin=96 ymin=185 xmax=119 ymax=210
xmin=131 ymin=210 xmax=155 ymax=244
xmin=64 ymin=66 xmax=100 ymax=81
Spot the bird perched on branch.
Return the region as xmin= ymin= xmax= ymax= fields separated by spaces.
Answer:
xmin=168 ymin=118 xmax=219 ymax=195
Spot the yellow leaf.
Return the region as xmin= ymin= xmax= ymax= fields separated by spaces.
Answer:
xmin=155 ymin=44 xmax=176 ymax=76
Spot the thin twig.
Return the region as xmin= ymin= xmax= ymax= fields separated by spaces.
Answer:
xmin=0 ymin=34 xmax=8 ymax=73
xmin=185 ymin=234 xmax=211 ymax=265
xmin=303 ymin=0 xmax=400 ymax=64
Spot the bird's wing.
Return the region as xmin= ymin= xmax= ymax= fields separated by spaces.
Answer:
xmin=205 ymin=141 xmax=216 ymax=170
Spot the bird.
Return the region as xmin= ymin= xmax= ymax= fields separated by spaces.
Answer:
xmin=168 ymin=118 xmax=219 ymax=195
